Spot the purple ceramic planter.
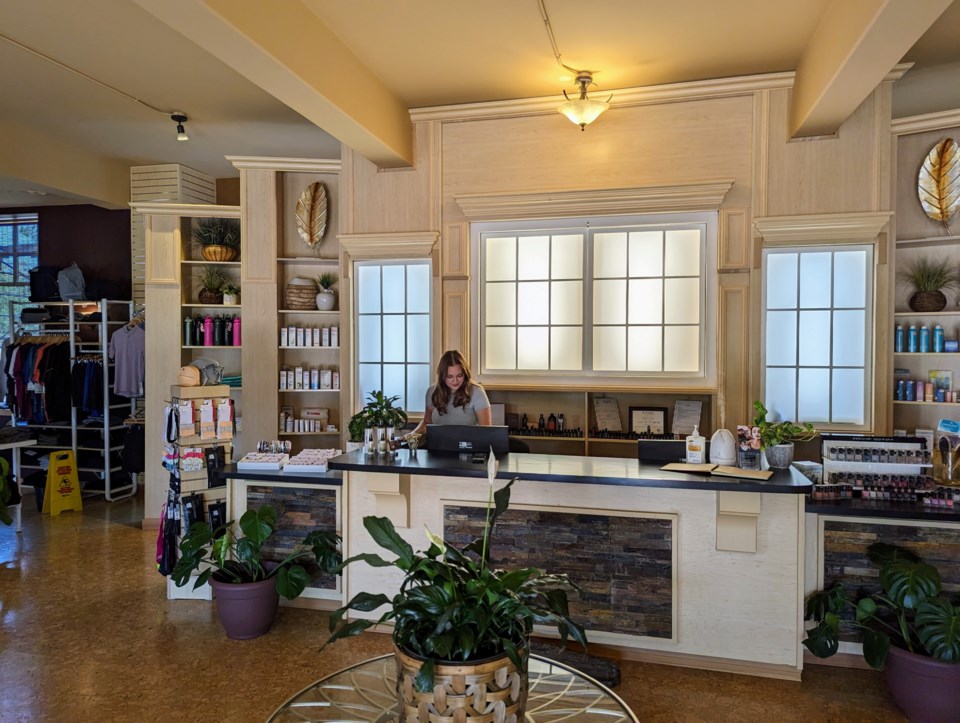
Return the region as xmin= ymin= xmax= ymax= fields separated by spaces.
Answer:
xmin=884 ymin=645 xmax=960 ymax=722
xmin=209 ymin=575 xmax=280 ymax=640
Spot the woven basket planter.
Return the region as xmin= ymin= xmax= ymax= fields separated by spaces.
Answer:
xmin=201 ymin=245 xmax=239 ymax=262
xmin=909 ymin=290 xmax=947 ymax=312
xmin=285 ymin=278 xmax=318 ymax=310
xmin=394 ymin=644 xmax=527 ymax=723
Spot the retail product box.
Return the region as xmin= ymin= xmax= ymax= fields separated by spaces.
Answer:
xmin=170 ymin=384 xmax=229 ymax=400
xmin=331 ymin=326 xmax=339 ymax=347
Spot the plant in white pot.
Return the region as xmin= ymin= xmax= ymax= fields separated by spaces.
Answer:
xmin=171 ymin=505 xmax=340 ymax=639
xmin=220 ymin=282 xmax=240 ymax=306
xmin=804 ymin=542 xmax=960 ymax=721
xmin=751 ymin=400 xmax=816 ymax=469
xmin=315 ymin=272 xmax=337 ymax=311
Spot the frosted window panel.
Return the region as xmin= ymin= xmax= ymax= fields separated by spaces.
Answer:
xmin=593 ymin=326 xmax=626 ymax=370
xmin=358 ymin=364 xmax=381 ymax=404
xmin=550 ymin=327 xmax=582 ymax=370
xmin=518 ymin=236 xmax=550 ymax=280
xmin=485 ymin=327 xmax=516 ymax=370
xmin=551 ymin=234 xmax=583 ymax=279
xmin=485 ymin=282 xmax=516 ymax=325
xmin=406 ymin=264 xmax=430 ymax=313
xmin=628 ymin=326 xmax=662 ymax=371
xmin=382 ymin=265 xmax=406 ymax=313
xmin=833 ymin=310 xmax=865 ymax=366
xmin=764 ymin=368 xmax=797 ymax=422
xmin=518 ymin=327 xmax=550 ymax=369
xmin=766 ymin=253 xmax=797 ymax=309
xmin=798 ymin=310 xmax=830 ymax=366
xmin=406 ymin=364 xmax=431 ymax=413
xmin=593 ymin=279 xmax=627 ymax=324
xmin=663 ymin=278 xmax=699 ymax=324
xmin=382 ymin=364 xmax=406 ymax=409
xmin=406 ymin=315 xmax=430 ymax=363
xmin=798 ymin=368 xmax=830 ymax=422
xmin=356 ymin=265 xmax=381 ymax=313
xmin=663 ymin=326 xmax=699 ymax=371
xmin=357 ymin=315 xmax=381 ymax=362
xmin=628 ymin=279 xmax=662 ymax=324
xmin=766 ymin=311 xmax=797 ymax=366
xmin=628 ymin=231 xmax=663 ymax=277
xmin=664 ymin=229 xmax=701 ymax=276
xmin=799 ymin=253 xmax=831 ymax=308
xmin=834 ymin=251 xmax=867 ymax=308
xmin=832 ymin=368 xmax=865 ymax=424
xmin=485 ymin=237 xmax=516 ymax=281
xmin=382 ymin=316 xmax=405 ymax=362
xmin=594 ymin=232 xmax=627 ymax=278
xmin=517 ymin=282 xmax=550 ymax=325
xmin=550 ymin=280 xmax=582 ymax=324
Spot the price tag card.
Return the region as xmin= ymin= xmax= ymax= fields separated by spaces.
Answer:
xmin=178 ymin=400 xmax=196 ymax=438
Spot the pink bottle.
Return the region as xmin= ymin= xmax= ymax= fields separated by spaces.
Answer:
xmin=203 ymin=315 xmax=213 ymax=346
xmin=232 ymin=315 xmax=241 ymax=346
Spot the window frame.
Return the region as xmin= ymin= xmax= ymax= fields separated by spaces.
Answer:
xmin=0 ymin=213 xmax=39 ymax=340
xmin=471 ymin=212 xmax=718 ymax=390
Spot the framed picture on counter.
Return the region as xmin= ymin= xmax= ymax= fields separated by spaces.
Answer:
xmin=629 ymin=406 xmax=667 ymax=435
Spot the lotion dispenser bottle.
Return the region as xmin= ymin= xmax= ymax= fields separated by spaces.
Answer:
xmin=686 ymin=424 xmax=705 ymax=464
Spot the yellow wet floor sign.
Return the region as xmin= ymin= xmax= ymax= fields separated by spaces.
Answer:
xmin=43 ymin=450 xmax=82 ymax=516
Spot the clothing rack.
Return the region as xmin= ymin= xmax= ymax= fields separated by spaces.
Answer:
xmin=7 ymin=299 xmax=137 ymax=501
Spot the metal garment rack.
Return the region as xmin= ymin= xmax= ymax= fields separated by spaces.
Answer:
xmin=7 ymin=299 xmax=137 ymax=501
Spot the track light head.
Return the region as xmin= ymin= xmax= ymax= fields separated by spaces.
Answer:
xmin=171 ymin=113 xmax=189 ymax=142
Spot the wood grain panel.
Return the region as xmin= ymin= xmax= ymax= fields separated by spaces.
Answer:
xmin=719 ymin=208 xmax=750 ymax=270
xmin=442 ymin=280 xmax=469 ymax=359
xmin=144 ymin=215 xmax=180 ymax=285
xmin=241 ymin=170 xmax=279 ymax=283
xmin=718 ymin=279 xmax=749 ymax=430
xmin=280 ymin=171 xmax=341 ymax=260
xmin=442 ymin=221 xmax=469 ymax=277
xmin=240 ymin=283 xmax=279 ymax=446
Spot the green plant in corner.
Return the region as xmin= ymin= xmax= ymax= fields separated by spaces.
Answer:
xmin=198 ymin=265 xmax=227 ymax=294
xmin=193 ymin=217 xmax=241 ymax=250
xmin=751 ymin=400 xmax=816 ymax=450
xmin=315 ymin=272 xmax=337 ymax=291
xmin=804 ymin=542 xmax=960 ymax=668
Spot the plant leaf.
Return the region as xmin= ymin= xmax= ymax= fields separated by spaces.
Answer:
xmin=880 ymin=559 xmax=940 ymax=609
xmin=802 ymin=620 xmax=840 ymax=659
xmin=861 ymin=628 xmax=890 ymax=670
xmin=918 ymin=137 xmax=960 ymax=228
xmin=414 ymin=659 xmax=435 ymax=693
xmin=275 ymin=564 xmax=310 ymax=600
xmin=363 ymin=516 xmax=415 ymax=568
xmin=239 ymin=506 xmax=276 ymax=546
xmin=916 ymin=597 xmax=960 ymax=662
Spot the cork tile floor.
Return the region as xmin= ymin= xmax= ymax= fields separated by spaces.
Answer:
xmin=0 ymin=493 xmax=905 ymax=722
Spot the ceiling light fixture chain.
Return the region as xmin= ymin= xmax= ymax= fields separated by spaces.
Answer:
xmin=536 ymin=0 xmax=611 ymax=130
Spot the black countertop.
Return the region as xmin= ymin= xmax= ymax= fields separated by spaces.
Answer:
xmin=327 ymin=449 xmax=812 ymax=494
xmin=218 ymin=463 xmax=342 ymax=485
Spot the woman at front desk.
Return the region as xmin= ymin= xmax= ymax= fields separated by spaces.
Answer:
xmin=409 ymin=350 xmax=491 ymax=436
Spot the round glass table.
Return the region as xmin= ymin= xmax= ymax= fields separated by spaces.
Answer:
xmin=270 ymin=653 xmax=638 ymax=722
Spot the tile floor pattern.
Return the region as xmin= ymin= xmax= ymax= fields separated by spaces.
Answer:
xmin=1 ymin=493 xmax=906 ymax=722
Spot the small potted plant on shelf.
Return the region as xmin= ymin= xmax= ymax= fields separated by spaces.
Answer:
xmin=348 ymin=390 xmax=408 ymax=453
xmin=197 ymin=265 xmax=226 ymax=305
xmin=220 ymin=282 xmax=240 ymax=306
xmin=171 ymin=504 xmax=341 ymax=639
xmin=322 ymin=456 xmax=587 ymax=720
xmin=804 ymin=542 xmax=960 ymax=721
xmin=315 ymin=272 xmax=337 ymax=311
xmin=897 ymin=255 xmax=959 ymax=312
xmin=193 ymin=217 xmax=241 ymax=262
xmin=751 ymin=400 xmax=816 ymax=469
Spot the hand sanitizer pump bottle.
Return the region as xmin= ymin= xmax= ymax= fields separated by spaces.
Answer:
xmin=686 ymin=425 xmax=705 ymax=464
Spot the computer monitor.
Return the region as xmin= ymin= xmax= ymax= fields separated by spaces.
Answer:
xmin=426 ymin=424 xmax=510 ymax=456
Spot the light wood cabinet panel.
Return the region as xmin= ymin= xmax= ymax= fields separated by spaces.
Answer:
xmin=241 ymin=170 xmax=279 ymax=283
xmin=241 ymin=282 xmax=280 ymax=444
xmin=719 ymin=276 xmax=750 ymax=430
xmin=145 ymin=215 xmax=181 ymax=285
xmin=442 ymin=279 xmax=470 ymax=361
xmin=442 ymin=221 xmax=469 ymax=277
xmin=719 ymin=208 xmax=750 ymax=271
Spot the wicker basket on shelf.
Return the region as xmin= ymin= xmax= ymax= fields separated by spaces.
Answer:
xmin=285 ymin=277 xmax=317 ymax=310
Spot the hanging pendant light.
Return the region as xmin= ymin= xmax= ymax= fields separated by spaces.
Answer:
xmin=558 ymin=71 xmax=611 ymax=131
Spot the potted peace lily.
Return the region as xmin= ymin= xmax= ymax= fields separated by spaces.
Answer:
xmin=322 ymin=453 xmax=587 ymax=720
xmin=804 ymin=542 xmax=960 ymax=721
xmin=751 ymin=400 xmax=816 ymax=469
xmin=172 ymin=504 xmax=341 ymax=639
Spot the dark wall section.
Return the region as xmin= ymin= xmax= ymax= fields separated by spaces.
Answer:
xmin=6 ymin=205 xmax=131 ymax=300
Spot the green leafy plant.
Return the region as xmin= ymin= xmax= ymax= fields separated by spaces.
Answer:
xmin=348 ymin=390 xmax=408 ymax=441
xmin=193 ymin=217 xmax=241 ymax=249
xmin=804 ymin=542 xmax=960 ymax=668
xmin=752 ymin=400 xmax=816 ymax=450
xmin=171 ymin=504 xmax=342 ymax=600
xmin=220 ymin=282 xmax=240 ymax=296
xmin=199 ymin=265 xmax=227 ymax=293
xmin=322 ymin=474 xmax=587 ymax=691
xmin=896 ymin=256 xmax=959 ymax=293
xmin=316 ymin=272 xmax=337 ymax=290
xmin=0 ymin=458 xmax=14 ymax=526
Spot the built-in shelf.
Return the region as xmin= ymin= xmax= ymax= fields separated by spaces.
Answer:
xmin=182 ymin=345 xmax=241 ymax=350
xmin=894 ymin=310 xmax=960 ymax=317
xmin=277 ymin=431 xmax=341 ymax=436
xmin=279 ymin=389 xmax=341 ymax=393
xmin=895 ymin=235 xmax=960 ymax=249
xmin=182 ymin=303 xmax=241 ymax=308
xmin=278 ymin=309 xmax=339 ymax=315
xmin=181 ymin=260 xmax=241 ymax=266
xmin=893 ymin=352 xmax=960 ymax=356
xmin=278 ymin=345 xmax=340 ymax=350
xmin=893 ymin=400 xmax=960 ymax=406
xmin=277 ymin=257 xmax=339 ymax=264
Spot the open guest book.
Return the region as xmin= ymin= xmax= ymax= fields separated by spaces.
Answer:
xmin=660 ymin=462 xmax=774 ymax=481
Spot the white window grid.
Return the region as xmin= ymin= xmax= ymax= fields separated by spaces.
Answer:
xmin=0 ymin=214 xmax=39 ymax=340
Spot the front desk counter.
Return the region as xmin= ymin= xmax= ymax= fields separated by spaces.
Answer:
xmin=328 ymin=449 xmax=811 ymax=680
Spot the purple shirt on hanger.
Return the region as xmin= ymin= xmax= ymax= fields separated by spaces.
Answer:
xmin=109 ymin=325 xmax=145 ymax=398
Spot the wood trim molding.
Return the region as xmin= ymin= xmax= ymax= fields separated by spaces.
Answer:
xmin=442 ymin=222 xmax=469 ymax=277
xmin=226 ymin=156 xmax=342 ymax=173
xmin=129 ymin=202 xmax=240 ymax=218
xmin=891 ymin=109 xmax=960 ymax=136
xmin=754 ymin=212 xmax=892 ymax=245
xmin=719 ymin=209 xmax=750 ymax=270
xmin=338 ymin=231 xmax=440 ymax=260
xmin=455 ymin=181 xmax=735 ymax=221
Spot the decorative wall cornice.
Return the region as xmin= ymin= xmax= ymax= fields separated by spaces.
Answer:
xmin=891 ymin=109 xmax=960 ymax=136
xmin=338 ymin=231 xmax=439 ymax=259
xmin=753 ymin=212 xmax=892 ymax=245
xmin=226 ymin=156 xmax=342 ymax=173
xmin=455 ymin=181 xmax=735 ymax=221
xmin=128 ymin=202 xmax=240 ymax=218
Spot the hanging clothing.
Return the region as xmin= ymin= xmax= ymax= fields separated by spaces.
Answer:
xmin=70 ymin=358 xmax=105 ymax=415
xmin=109 ymin=324 xmax=145 ymax=398
xmin=3 ymin=337 xmax=71 ymax=424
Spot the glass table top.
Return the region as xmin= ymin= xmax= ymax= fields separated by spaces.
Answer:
xmin=270 ymin=653 xmax=638 ymax=722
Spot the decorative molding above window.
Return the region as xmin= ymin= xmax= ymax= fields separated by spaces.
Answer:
xmin=338 ymin=232 xmax=440 ymax=260
xmin=753 ymin=212 xmax=892 ymax=246
xmin=455 ymin=181 xmax=735 ymax=222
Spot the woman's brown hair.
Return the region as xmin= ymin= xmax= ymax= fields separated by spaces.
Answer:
xmin=431 ymin=350 xmax=474 ymax=415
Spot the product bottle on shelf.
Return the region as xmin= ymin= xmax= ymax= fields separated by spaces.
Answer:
xmin=213 ymin=316 xmax=224 ymax=346
xmin=934 ymin=324 xmax=944 ymax=352
xmin=203 ymin=315 xmax=213 ymax=347
xmin=193 ymin=315 xmax=204 ymax=346
xmin=894 ymin=324 xmax=904 ymax=353
xmin=521 ymin=413 xmax=528 ymax=431
xmin=920 ymin=325 xmax=930 ymax=353
xmin=183 ymin=316 xmax=193 ymax=347
xmin=908 ymin=324 xmax=918 ymax=353
xmin=547 ymin=412 xmax=557 ymax=431
xmin=233 ymin=315 xmax=242 ymax=346
xmin=538 ymin=413 xmax=545 ymax=430
xmin=223 ymin=317 xmax=233 ymax=346
xmin=558 ymin=413 xmax=565 ymax=431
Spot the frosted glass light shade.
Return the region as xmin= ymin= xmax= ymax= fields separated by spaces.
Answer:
xmin=558 ymin=98 xmax=609 ymax=129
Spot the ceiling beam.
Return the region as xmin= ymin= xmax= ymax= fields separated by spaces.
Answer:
xmin=790 ymin=0 xmax=953 ymax=138
xmin=134 ymin=0 xmax=412 ymax=168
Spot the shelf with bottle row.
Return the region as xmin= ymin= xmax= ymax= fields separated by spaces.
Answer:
xmin=279 ymin=345 xmax=340 ymax=350
xmin=278 ymin=431 xmax=341 ymax=436
xmin=181 ymin=260 xmax=240 ymax=267
xmin=895 ymin=234 xmax=960 ymax=249
xmin=511 ymin=434 xmax=585 ymax=441
xmin=182 ymin=345 xmax=241 ymax=350
xmin=279 ymin=388 xmax=340 ymax=393
xmin=894 ymin=352 xmax=960 ymax=356
xmin=894 ymin=310 xmax=960 ymax=317
xmin=278 ymin=309 xmax=339 ymax=315
xmin=182 ymin=303 xmax=241 ymax=309
xmin=893 ymin=400 xmax=960 ymax=406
